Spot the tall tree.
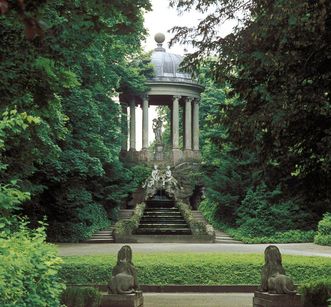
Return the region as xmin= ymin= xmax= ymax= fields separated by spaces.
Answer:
xmin=171 ymin=0 xmax=331 ymax=224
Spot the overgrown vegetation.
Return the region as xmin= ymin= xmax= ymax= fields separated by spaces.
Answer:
xmin=0 ymin=221 xmax=65 ymax=307
xmin=60 ymin=253 xmax=331 ymax=285
xmin=176 ymin=201 xmax=214 ymax=239
xmin=314 ymin=213 xmax=331 ymax=246
xmin=169 ymin=0 xmax=331 ymax=239
xmin=61 ymin=286 xmax=102 ymax=307
xmin=299 ymin=279 xmax=331 ymax=307
xmin=113 ymin=203 xmax=146 ymax=241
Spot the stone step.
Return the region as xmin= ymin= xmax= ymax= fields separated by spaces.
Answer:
xmin=141 ymin=218 xmax=185 ymax=223
xmin=86 ymin=238 xmax=115 ymax=243
xmin=144 ymin=212 xmax=182 ymax=215
xmin=139 ymin=223 xmax=189 ymax=228
xmin=215 ymin=239 xmax=242 ymax=244
xmin=136 ymin=228 xmax=192 ymax=235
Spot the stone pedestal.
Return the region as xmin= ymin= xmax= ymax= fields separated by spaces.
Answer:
xmin=253 ymin=291 xmax=302 ymax=307
xmin=183 ymin=149 xmax=193 ymax=160
xmin=172 ymin=148 xmax=183 ymax=164
xmin=102 ymin=291 xmax=143 ymax=307
xmin=154 ymin=144 xmax=164 ymax=161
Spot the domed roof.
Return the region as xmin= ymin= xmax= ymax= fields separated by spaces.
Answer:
xmin=150 ymin=33 xmax=192 ymax=81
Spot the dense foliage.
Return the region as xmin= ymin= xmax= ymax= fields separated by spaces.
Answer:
xmin=0 ymin=221 xmax=65 ymax=307
xmin=61 ymin=286 xmax=102 ymax=307
xmin=170 ymin=0 xmax=331 ymax=236
xmin=60 ymin=253 xmax=331 ymax=285
xmin=0 ymin=0 xmax=151 ymax=241
xmin=314 ymin=212 xmax=331 ymax=246
xmin=299 ymin=279 xmax=331 ymax=307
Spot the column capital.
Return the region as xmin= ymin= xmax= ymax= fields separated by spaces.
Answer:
xmin=173 ymin=95 xmax=181 ymax=101
xmin=185 ymin=96 xmax=194 ymax=103
xmin=141 ymin=93 xmax=149 ymax=101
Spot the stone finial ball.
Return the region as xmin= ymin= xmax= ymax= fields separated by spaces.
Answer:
xmin=154 ymin=32 xmax=165 ymax=44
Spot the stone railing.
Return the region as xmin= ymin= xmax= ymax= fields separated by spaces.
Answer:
xmin=176 ymin=202 xmax=215 ymax=242
xmin=113 ymin=203 xmax=146 ymax=242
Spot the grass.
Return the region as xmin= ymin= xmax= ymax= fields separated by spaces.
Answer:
xmin=60 ymin=253 xmax=331 ymax=286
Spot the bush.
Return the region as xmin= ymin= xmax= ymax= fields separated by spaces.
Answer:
xmin=314 ymin=213 xmax=331 ymax=246
xmin=61 ymin=286 xmax=102 ymax=307
xmin=299 ymin=279 xmax=331 ymax=307
xmin=0 ymin=222 xmax=65 ymax=306
xmin=47 ymin=203 xmax=110 ymax=242
xmin=60 ymin=253 xmax=331 ymax=286
xmin=199 ymin=199 xmax=315 ymax=243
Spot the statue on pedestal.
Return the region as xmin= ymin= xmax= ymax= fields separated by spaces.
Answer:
xmin=152 ymin=117 xmax=163 ymax=144
xmin=109 ymin=245 xmax=139 ymax=294
xmin=258 ymin=245 xmax=296 ymax=294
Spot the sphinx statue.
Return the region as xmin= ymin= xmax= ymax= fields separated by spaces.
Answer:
xmin=109 ymin=245 xmax=139 ymax=294
xmin=258 ymin=245 xmax=296 ymax=294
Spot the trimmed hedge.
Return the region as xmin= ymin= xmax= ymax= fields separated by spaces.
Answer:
xmin=60 ymin=253 xmax=331 ymax=286
xmin=61 ymin=286 xmax=102 ymax=307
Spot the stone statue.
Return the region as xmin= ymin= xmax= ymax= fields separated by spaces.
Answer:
xmin=143 ymin=165 xmax=160 ymax=199
xmin=109 ymin=245 xmax=139 ymax=294
xmin=152 ymin=117 xmax=163 ymax=144
xmin=162 ymin=165 xmax=181 ymax=199
xmin=258 ymin=245 xmax=296 ymax=294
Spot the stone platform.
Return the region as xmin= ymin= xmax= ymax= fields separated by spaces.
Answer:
xmin=101 ymin=291 xmax=143 ymax=307
xmin=253 ymin=291 xmax=302 ymax=307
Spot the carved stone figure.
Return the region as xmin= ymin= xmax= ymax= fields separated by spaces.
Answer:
xmin=162 ymin=165 xmax=181 ymax=199
xmin=152 ymin=117 xmax=163 ymax=144
xmin=109 ymin=245 xmax=138 ymax=294
xmin=258 ymin=245 xmax=296 ymax=294
xmin=143 ymin=165 xmax=160 ymax=199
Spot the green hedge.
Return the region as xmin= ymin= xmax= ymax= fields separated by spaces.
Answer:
xmin=61 ymin=286 xmax=102 ymax=307
xmin=314 ymin=213 xmax=331 ymax=246
xmin=60 ymin=253 xmax=331 ymax=286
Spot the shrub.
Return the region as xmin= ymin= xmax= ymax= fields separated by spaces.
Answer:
xmin=314 ymin=213 xmax=331 ymax=246
xmin=199 ymin=199 xmax=315 ymax=243
xmin=299 ymin=279 xmax=331 ymax=307
xmin=61 ymin=286 xmax=102 ymax=307
xmin=113 ymin=203 xmax=145 ymax=240
xmin=47 ymin=203 xmax=110 ymax=242
xmin=60 ymin=253 xmax=331 ymax=286
xmin=0 ymin=221 xmax=65 ymax=306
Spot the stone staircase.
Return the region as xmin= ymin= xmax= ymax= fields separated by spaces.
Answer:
xmin=191 ymin=211 xmax=242 ymax=244
xmin=135 ymin=200 xmax=191 ymax=235
xmin=84 ymin=209 xmax=134 ymax=243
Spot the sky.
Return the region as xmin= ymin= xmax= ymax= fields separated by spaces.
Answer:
xmin=130 ymin=0 xmax=235 ymax=150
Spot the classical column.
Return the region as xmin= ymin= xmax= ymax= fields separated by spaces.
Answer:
xmin=172 ymin=95 xmax=180 ymax=149
xmin=129 ymin=97 xmax=136 ymax=151
xmin=184 ymin=97 xmax=193 ymax=151
xmin=120 ymin=103 xmax=128 ymax=151
xmin=142 ymin=95 xmax=149 ymax=149
xmin=193 ymin=99 xmax=200 ymax=151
